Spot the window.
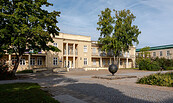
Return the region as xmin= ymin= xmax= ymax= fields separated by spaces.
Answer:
xmin=84 ymin=58 xmax=87 ymax=65
xmin=12 ymin=57 xmax=17 ymax=65
xmin=37 ymin=57 xmax=42 ymax=65
xmin=20 ymin=58 xmax=25 ymax=65
xmin=108 ymin=60 xmax=110 ymax=65
xmin=167 ymin=51 xmax=170 ymax=56
xmin=30 ymin=57 xmax=35 ymax=65
xmin=160 ymin=51 xmax=162 ymax=56
xmin=120 ymin=60 xmax=123 ymax=65
xmin=53 ymin=57 xmax=58 ymax=65
xmin=92 ymin=48 xmax=96 ymax=54
xmin=84 ymin=45 xmax=87 ymax=52
xmin=127 ymin=51 xmax=130 ymax=57
xmin=153 ymin=52 xmax=156 ymax=57
xmin=103 ymin=59 xmax=105 ymax=65
xmin=53 ymin=43 xmax=58 ymax=47
xmin=93 ymin=59 xmax=96 ymax=65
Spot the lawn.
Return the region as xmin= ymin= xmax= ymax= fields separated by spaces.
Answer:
xmin=0 ymin=83 xmax=59 ymax=103
xmin=137 ymin=72 xmax=173 ymax=87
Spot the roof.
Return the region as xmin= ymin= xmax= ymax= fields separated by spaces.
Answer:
xmin=136 ymin=44 xmax=173 ymax=52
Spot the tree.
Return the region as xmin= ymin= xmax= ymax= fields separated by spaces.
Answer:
xmin=0 ymin=0 xmax=60 ymax=75
xmin=97 ymin=8 xmax=141 ymax=64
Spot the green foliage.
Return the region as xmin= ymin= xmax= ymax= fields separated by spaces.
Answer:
xmin=97 ymin=8 xmax=141 ymax=57
xmin=0 ymin=83 xmax=59 ymax=103
xmin=137 ymin=72 xmax=173 ymax=87
xmin=138 ymin=58 xmax=160 ymax=71
xmin=17 ymin=69 xmax=33 ymax=73
xmin=0 ymin=0 xmax=61 ymax=73
xmin=0 ymin=63 xmax=13 ymax=80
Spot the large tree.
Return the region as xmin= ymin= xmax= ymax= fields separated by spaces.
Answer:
xmin=97 ymin=8 xmax=141 ymax=64
xmin=0 ymin=0 xmax=60 ymax=75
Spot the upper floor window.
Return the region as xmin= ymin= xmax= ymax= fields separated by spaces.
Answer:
xmin=84 ymin=58 xmax=87 ymax=65
xmin=167 ymin=51 xmax=170 ymax=56
xmin=160 ymin=51 xmax=162 ymax=56
xmin=53 ymin=57 xmax=58 ymax=65
xmin=84 ymin=45 xmax=87 ymax=52
xmin=92 ymin=48 xmax=96 ymax=54
xmin=53 ymin=43 xmax=58 ymax=47
xmin=20 ymin=58 xmax=25 ymax=65
xmin=153 ymin=52 xmax=156 ymax=57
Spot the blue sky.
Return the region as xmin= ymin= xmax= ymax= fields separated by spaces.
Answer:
xmin=45 ymin=0 xmax=173 ymax=48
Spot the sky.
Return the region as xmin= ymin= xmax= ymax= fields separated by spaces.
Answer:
xmin=44 ymin=0 xmax=173 ymax=49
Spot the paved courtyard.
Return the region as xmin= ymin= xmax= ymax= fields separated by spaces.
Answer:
xmin=0 ymin=69 xmax=173 ymax=103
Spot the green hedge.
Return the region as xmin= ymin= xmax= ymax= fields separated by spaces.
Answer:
xmin=17 ymin=69 xmax=33 ymax=73
xmin=137 ymin=72 xmax=173 ymax=87
xmin=139 ymin=58 xmax=160 ymax=71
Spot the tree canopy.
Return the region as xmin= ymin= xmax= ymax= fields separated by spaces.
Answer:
xmin=0 ymin=0 xmax=61 ymax=74
xmin=97 ymin=8 xmax=141 ymax=62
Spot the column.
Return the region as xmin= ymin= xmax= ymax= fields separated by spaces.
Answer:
xmin=28 ymin=54 xmax=31 ymax=69
xmin=100 ymin=57 xmax=102 ymax=67
xmin=66 ymin=43 xmax=68 ymax=68
xmin=8 ymin=54 xmax=11 ymax=67
xmin=118 ymin=58 xmax=120 ymax=68
xmin=110 ymin=58 xmax=111 ymax=65
xmin=73 ymin=43 xmax=75 ymax=68
xmin=126 ymin=58 xmax=128 ymax=68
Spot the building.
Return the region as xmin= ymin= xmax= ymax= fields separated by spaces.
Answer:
xmin=0 ymin=33 xmax=136 ymax=71
xmin=136 ymin=44 xmax=173 ymax=59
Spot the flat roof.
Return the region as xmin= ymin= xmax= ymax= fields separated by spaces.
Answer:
xmin=136 ymin=44 xmax=173 ymax=52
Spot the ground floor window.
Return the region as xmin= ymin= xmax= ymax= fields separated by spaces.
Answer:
xmin=84 ymin=58 xmax=87 ymax=65
xmin=37 ymin=57 xmax=42 ymax=65
xmin=103 ymin=59 xmax=105 ymax=65
xmin=12 ymin=57 xmax=17 ymax=65
xmin=53 ymin=57 xmax=58 ymax=65
xmin=20 ymin=58 xmax=25 ymax=65
xmin=30 ymin=57 xmax=35 ymax=65
xmin=93 ymin=59 xmax=96 ymax=65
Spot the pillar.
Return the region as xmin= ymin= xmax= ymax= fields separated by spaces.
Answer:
xmin=28 ymin=54 xmax=31 ymax=69
xmin=66 ymin=43 xmax=68 ymax=68
xmin=8 ymin=54 xmax=11 ymax=67
xmin=110 ymin=58 xmax=111 ymax=65
xmin=73 ymin=43 xmax=75 ymax=68
xmin=118 ymin=58 xmax=120 ymax=68
xmin=100 ymin=57 xmax=102 ymax=67
xmin=126 ymin=58 xmax=128 ymax=68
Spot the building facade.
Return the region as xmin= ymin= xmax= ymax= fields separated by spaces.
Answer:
xmin=1 ymin=33 xmax=136 ymax=71
xmin=136 ymin=44 xmax=173 ymax=59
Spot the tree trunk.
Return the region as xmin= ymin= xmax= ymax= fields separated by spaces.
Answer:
xmin=12 ymin=55 xmax=22 ymax=76
xmin=114 ymin=55 xmax=116 ymax=64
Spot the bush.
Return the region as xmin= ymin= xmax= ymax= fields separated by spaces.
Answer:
xmin=0 ymin=63 xmax=13 ymax=80
xmin=17 ymin=69 xmax=33 ymax=73
xmin=139 ymin=58 xmax=160 ymax=71
xmin=137 ymin=72 xmax=173 ymax=87
xmin=166 ymin=67 xmax=173 ymax=70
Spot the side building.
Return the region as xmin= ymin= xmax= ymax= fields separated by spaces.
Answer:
xmin=136 ymin=44 xmax=173 ymax=59
xmin=1 ymin=33 xmax=136 ymax=71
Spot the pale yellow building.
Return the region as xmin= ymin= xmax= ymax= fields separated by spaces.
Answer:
xmin=1 ymin=33 xmax=136 ymax=71
xmin=136 ymin=44 xmax=173 ymax=59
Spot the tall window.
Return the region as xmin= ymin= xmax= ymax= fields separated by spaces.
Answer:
xmin=92 ymin=48 xmax=96 ymax=54
xmin=153 ymin=52 xmax=156 ymax=57
xmin=53 ymin=43 xmax=58 ymax=47
xmin=12 ymin=57 xmax=17 ymax=65
xmin=84 ymin=58 xmax=87 ymax=65
xmin=167 ymin=51 xmax=170 ymax=56
xmin=20 ymin=58 xmax=25 ymax=65
xmin=93 ymin=59 xmax=96 ymax=65
xmin=103 ymin=59 xmax=105 ymax=65
xmin=84 ymin=45 xmax=87 ymax=52
xmin=53 ymin=57 xmax=58 ymax=65
xmin=30 ymin=57 xmax=35 ymax=65
xmin=37 ymin=57 xmax=42 ymax=65
xmin=160 ymin=51 xmax=162 ymax=56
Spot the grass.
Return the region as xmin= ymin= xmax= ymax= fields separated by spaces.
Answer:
xmin=17 ymin=69 xmax=33 ymax=73
xmin=137 ymin=72 xmax=173 ymax=87
xmin=0 ymin=83 xmax=59 ymax=103
xmin=120 ymin=68 xmax=139 ymax=70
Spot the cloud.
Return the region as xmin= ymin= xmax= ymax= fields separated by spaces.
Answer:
xmin=47 ymin=0 xmax=173 ymax=48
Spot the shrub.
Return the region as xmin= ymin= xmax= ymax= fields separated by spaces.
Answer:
xmin=137 ymin=72 xmax=173 ymax=87
xmin=139 ymin=58 xmax=160 ymax=71
xmin=0 ymin=63 xmax=13 ymax=80
xmin=17 ymin=69 xmax=33 ymax=73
